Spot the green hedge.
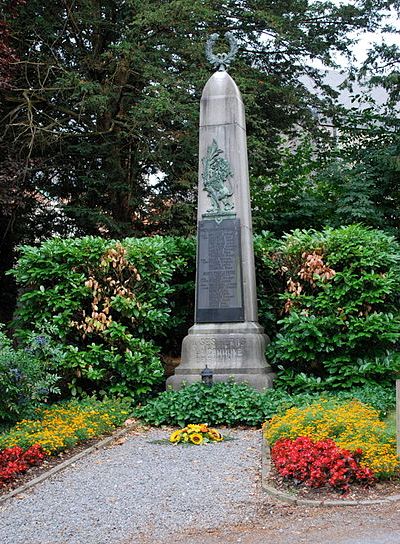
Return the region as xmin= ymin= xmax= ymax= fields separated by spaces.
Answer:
xmin=260 ymin=225 xmax=400 ymax=389
xmin=8 ymin=224 xmax=400 ymax=400
xmin=10 ymin=236 xmax=195 ymax=399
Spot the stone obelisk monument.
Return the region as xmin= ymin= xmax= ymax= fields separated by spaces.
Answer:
xmin=167 ymin=32 xmax=274 ymax=391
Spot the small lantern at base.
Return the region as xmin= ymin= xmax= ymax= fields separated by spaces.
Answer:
xmin=201 ymin=365 xmax=213 ymax=387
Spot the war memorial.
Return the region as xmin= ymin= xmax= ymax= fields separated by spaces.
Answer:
xmin=168 ymin=33 xmax=274 ymax=390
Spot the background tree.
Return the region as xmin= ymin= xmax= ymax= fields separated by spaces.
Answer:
xmin=251 ymin=126 xmax=400 ymax=238
xmin=0 ymin=0 xmax=395 ymax=320
xmin=251 ymin=2 xmax=400 ymax=239
xmin=0 ymin=0 xmax=27 ymax=321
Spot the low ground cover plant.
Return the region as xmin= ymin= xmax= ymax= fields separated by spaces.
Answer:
xmin=0 ymin=397 xmax=131 ymax=454
xmin=330 ymin=383 xmax=395 ymax=418
xmin=135 ymin=382 xmax=269 ymax=426
xmin=264 ymin=399 xmax=399 ymax=480
xmin=134 ymin=381 xmax=396 ymax=428
xmin=0 ymin=444 xmax=47 ymax=487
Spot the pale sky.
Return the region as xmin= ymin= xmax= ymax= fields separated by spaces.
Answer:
xmin=335 ymin=5 xmax=399 ymax=67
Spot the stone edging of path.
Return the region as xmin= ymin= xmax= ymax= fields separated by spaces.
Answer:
xmin=0 ymin=424 xmax=137 ymax=505
xmin=261 ymin=435 xmax=400 ymax=507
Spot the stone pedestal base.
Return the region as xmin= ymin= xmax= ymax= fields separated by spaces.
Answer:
xmin=166 ymin=322 xmax=275 ymax=391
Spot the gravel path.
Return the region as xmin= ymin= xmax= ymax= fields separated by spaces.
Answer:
xmin=0 ymin=428 xmax=261 ymax=544
xmin=2 ymin=428 xmax=400 ymax=544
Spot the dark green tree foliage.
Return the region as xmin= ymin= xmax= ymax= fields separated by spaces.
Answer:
xmin=261 ymin=225 xmax=400 ymax=390
xmin=1 ymin=0 xmax=392 ymax=240
xmin=358 ymin=1 xmax=400 ymax=110
xmin=337 ymin=7 xmax=400 ymax=239
xmin=251 ymin=139 xmax=326 ymax=235
xmin=0 ymin=1 xmax=26 ymax=89
xmin=336 ymin=128 xmax=400 ymax=238
xmin=0 ymin=0 xmax=28 ymax=322
xmin=251 ymin=130 xmax=400 ymax=239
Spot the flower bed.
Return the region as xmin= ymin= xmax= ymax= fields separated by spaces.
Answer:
xmin=0 ymin=444 xmax=46 ymax=487
xmin=271 ymin=437 xmax=374 ymax=492
xmin=0 ymin=398 xmax=131 ymax=455
xmin=264 ymin=399 xmax=399 ymax=492
xmin=0 ymin=397 xmax=132 ymax=489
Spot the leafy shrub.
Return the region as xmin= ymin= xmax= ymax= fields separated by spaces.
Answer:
xmin=0 ymin=444 xmax=46 ymax=487
xmin=134 ymin=380 xmax=397 ymax=428
xmin=152 ymin=236 xmax=195 ymax=355
xmin=271 ymin=437 xmax=374 ymax=492
xmin=0 ymin=396 xmax=132 ymax=454
xmin=264 ymin=399 xmax=398 ymax=478
xmin=0 ymin=330 xmax=60 ymax=425
xmin=254 ymin=232 xmax=284 ymax=338
xmin=134 ymin=382 xmax=266 ymax=427
xmin=262 ymin=225 xmax=400 ymax=389
xmin=10 ymin=236 xmax=195 ymax=399
xmin=332 ymin=383 xmax=396 ymax=418
xmin=10 ymin=225 xmax=400 ymax=398
xmin=134 ymin=381 xmax=330 ymax=427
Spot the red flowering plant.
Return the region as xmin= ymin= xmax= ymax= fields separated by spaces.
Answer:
xmin=271 ymin=436 xmax=375 ymax=493
xmin=0 ymin=444 xmax=46 ymax=486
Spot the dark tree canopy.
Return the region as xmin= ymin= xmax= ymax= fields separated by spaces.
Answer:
xmin=2 ymin=0 xmax=393 ymax=234
xmin=0 ymin=0 xmax=397 ymax=319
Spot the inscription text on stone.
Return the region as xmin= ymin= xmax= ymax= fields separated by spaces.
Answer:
xmin=196 ymin=219 xmax=244 ymax=322
xmin=195 ymin=337 xmax=246 ymax=365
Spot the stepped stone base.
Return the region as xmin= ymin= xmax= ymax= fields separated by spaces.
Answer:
xmin=166 ymin=322 xmax=275 ymax=391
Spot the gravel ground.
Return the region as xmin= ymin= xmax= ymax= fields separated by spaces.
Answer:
xmin=2 ymin=427 xmax=400 ymax=544
xmin=173 ymin=500 xmax=400 ymax=544
xmin=0 ymin=428 xmax=261 ymax=544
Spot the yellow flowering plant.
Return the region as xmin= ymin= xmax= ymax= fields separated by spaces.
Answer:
xmin=0 ymin=398 xmax=131 ymax=455
xmin=169 ymin=424 xmax=224 ymax=445
xmin=264 ymin=399 xmax=399 ymax=478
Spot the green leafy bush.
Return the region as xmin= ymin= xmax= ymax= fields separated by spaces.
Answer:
xmin=254 ymin=232 xmax=284 ymax=338
xmin=262 ymin=225 xmax=400 ymax=389
xmin=134 ymin=382 xmax=267 ymax=426
xmin=135 ymin=381 xmax=391 ymax=427
xmin=0 ymin=331 xmax=60 ymax=425
xmin=332 ymin=383 xmax=396 ymax=418
xmin=10 ymin=236 xmax=195 ymax=399
xmin=151 ymin=236 xmax=195 ymax=355
xmin=9 ymin=225 xmax=400 ymax=399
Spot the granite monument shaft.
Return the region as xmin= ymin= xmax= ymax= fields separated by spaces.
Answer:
xmin=167 ymin=33 xmax=274 ymax=390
